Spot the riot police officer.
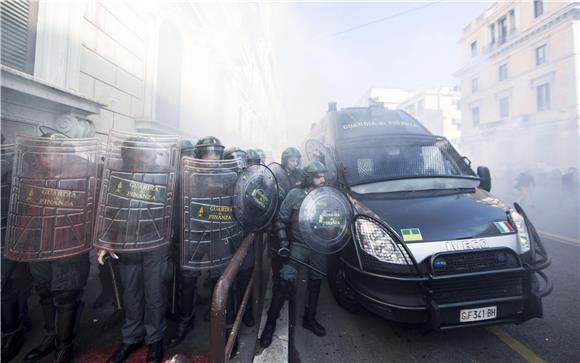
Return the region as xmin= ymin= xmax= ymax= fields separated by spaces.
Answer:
xmin=259 ymin=161 xmax=329 ymax=348
xmin=281 ymin=147 xmax=303 ymax=188
xmin=224 ymin=146 xmax=247 ymax=171
xmin=1 ymin=138 xmax=32 ymax=362
xmin=169 ymin=136 xmax=227 ymax=347
xmin=99 ymin=135 xmax=176 ymax=363
xmin=9 ymin=132 xmax=94 ymax=363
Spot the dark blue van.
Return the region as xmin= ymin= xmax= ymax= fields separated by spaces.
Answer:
xmin=305 ymin=104 xmax=552 ymax=329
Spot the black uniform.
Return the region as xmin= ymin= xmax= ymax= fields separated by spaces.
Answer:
xmin=1 ymin=142 xmax=32 ymax=362
xmin=259 ymin=161 xmax=329 ymax=349
xmin=10 ymin=136 xmax=96 ymax=363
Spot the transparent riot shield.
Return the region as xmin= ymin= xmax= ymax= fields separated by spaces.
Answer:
xmin=5 ymin=136 xmax=98 ymax=261
xmin=268 ymin=162 xmax=292 ymax=201
xmin=298 ymin=186 xmax=353 ymax=255
xmin=93 ymin=130 xmax=180 ymax=252
xmin=233 ymin=164 xmax=278 ymax=231
xmin=180 ymin=157 xmax=243 ymax=271
xmin=305 ymin=139 xmax=338 ymax=186
xmin=1 ymin=144 xmax=15 ymax=248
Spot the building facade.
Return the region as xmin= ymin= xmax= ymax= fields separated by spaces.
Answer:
xmin=454 ymin=0 xmax=579 ymax=173
xmin=398 ymin=87 xmax=461 ymax=144
xmin=1 ymin=0 xmax=284 ymax=154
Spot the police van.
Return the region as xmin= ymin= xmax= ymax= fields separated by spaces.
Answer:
xmin=304 ymin=103 xmax=552 ymax=329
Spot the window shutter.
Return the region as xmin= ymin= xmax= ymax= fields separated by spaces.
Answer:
xmin=1 ymin=0 xmax=38 ymax=74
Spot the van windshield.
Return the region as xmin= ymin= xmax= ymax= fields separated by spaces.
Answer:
xmin=336 ymin=136 xmax=478 ymax=193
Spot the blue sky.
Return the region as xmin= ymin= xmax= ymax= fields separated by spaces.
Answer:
xmin=270 ymin=1 xmax=493 ymax=143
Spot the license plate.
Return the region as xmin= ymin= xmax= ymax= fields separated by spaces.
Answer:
xmin=459 ymin=306 xmax=497 ymax=322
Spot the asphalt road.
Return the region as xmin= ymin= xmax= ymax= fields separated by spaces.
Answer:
xmin=291 ymin=236 xmax=580 ymax=363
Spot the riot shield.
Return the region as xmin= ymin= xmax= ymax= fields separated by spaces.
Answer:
xmin=5 ymin=136 xmax=98 ymax=261
xmin=268 ymin=162 xmax=292 ymax=200
xmin=233 ymin=164 xmax=278 ymax=231
xmin=298 ymin=186 xmax=353 ymax=255
xmin=93 ymin=130 xmax=180 ymax=252
xmin=1 ymin=144 xmax=15 ymax=248
xmin=305 ymin=139 xmax=338 ymax=186
xmin=181 ymin=157 xmax=243 ymax=271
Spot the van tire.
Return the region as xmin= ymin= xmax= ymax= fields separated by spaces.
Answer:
xmin=327 ymin=258 xmax=365 ymax=315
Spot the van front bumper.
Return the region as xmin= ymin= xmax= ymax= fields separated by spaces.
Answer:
xmin=341 ymin=257 xmax=551 ymax=329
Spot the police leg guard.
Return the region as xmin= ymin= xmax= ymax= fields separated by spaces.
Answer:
xmin=302 ymin=279 xmax=326 ymax=337
xmin=238 ymin=270 xmax=255 ymax=327
xmin=24 ymin=285 xmax=56 ymax=362
xmin=53 ymin=290 xmax=83 ymax=363
xmin=169 ymin=277 xmax=197 ymax=347
xmin=1 ymin=294 xmax=25 ymax=362
xmin=259 ymin=279 xmax=291 ymax=348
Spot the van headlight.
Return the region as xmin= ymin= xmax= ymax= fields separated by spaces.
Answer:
xmin=354 ymin=216 xmax=411 ymax=265
xmin=509 ymin=209 xmax=530 ymax=253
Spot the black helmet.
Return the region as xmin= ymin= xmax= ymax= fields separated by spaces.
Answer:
xmin=194 ymin=136 xmax=224 ymax=159
xmin=120 ymin=136 xmax=160 ymax=169
xmin=255 ymin=148 xmax=266 ymax=164
xmin=281 ymin=147 xmax=301 ymax=167
xmin=224 ymin=146 xmax=247 ymax=168
xmin=302 ymin=160 xmax=328 ymax=187
xmin=180 ymin=139 xmax=195 ymax=158
xmin=245 ymin=149 xmax=261 ymax=166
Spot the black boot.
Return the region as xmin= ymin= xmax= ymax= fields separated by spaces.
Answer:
xmin=146 ymin=341 xmax=164 ymax=363
xmin=107 ymin=342 xmax=143 ymax=363
xmin=24 ymin=296 xmax=56 ymax=362
xmin=169 ymin=314 xmax=194 ymax=347
xmin=259 ymin=279 xmax=291 ymax=348
xmin=169 ymin=277 xmax=196 ymax=347
xmin=93 ymin=264 xmax=113 ymax=309
xmin=302 ymin=279 xmax=326 ymax=337
xmin=2 ymin=294 xmax=25 ymax=362
xmin=53 ymin=298 xmax=83 ymax=363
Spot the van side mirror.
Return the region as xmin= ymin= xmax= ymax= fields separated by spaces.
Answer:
xmin=477 ymin=166 xmax=492 ymax=192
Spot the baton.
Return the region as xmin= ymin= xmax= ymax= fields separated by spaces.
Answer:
xmin=101 ymin=255 xmax=125 ymax=332
xmin=171 ymin=262 xmax=177 ymax=315
xmin=269 ymin=248 xmax=327 ymax=278
xmin=104 ymin=255 xmax=123 ymax=310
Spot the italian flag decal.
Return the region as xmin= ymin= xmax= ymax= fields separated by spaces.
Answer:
xmin=401 ymin=228 xmax=423 ymax=242
xmin=494 ymin=221 xmax=515 ymax=234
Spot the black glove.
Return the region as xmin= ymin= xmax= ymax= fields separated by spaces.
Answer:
xmin=278 ymin=240 xmax=290 ymax=259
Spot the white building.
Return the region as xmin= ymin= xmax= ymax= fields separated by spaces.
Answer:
xmin=1 ymin=0 xmax=284 ymax=154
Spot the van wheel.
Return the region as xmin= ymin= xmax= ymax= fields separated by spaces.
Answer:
xmin=327 ymin=260 xmax=365 ymax=315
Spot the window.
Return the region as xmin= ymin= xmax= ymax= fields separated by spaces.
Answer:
xmin=0 ymin=0 xmax=38 ymax=74
xmin=499 ymin=97 xmax=510 ymax=119
xmin=489 ymin=24 xmax=496 ymax=45
xmin=535 ymin=44 xmax=547 ymax=66
xmin=534 ymin=0 xmax=544 ymax=18
xmin=537 ymin=83 xmax=550 ymax=111
xmin=471 ymin=78 xmax=479 ymax=93
xmin=498 ymin=16 xmax=507 ymax=44
xmin=471 ymin=106 xmax=480 ymax=125
xmin=498 ymin=63 xmax=508 ymax=81
xmin=471 ymin=41 xmax=477 ymax=57
xmin=509 ymin=10 xmax=516 ymax=33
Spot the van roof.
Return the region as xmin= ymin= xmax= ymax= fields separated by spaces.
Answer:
xmin=331 ymin=107 xmax=432 ymax=141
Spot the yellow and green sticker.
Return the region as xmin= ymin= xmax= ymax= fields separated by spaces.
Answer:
xmin=401 ymin=228 xmax=423 ymax=242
